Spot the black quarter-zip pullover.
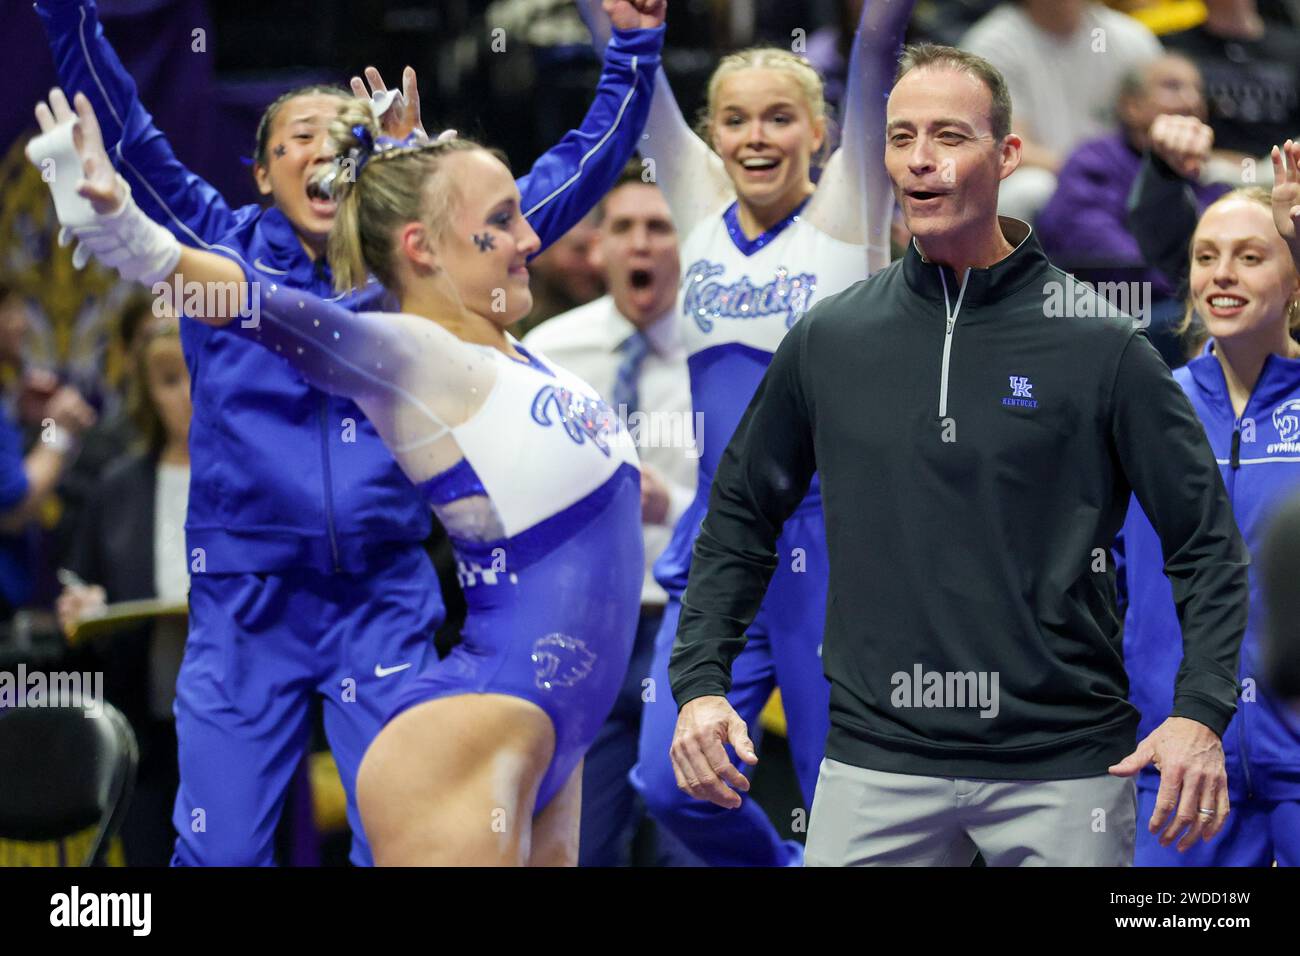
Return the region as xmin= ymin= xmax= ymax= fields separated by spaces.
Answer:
xmin=670 ymin=219 xmax=1249 ymax=779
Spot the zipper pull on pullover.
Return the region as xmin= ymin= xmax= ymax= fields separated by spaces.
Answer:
xmin=938 ymin=266 xmax=971 ymax=419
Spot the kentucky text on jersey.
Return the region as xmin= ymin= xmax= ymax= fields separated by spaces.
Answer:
xmin=531 ymin=386 xmax=620 ymax=457
xmin=681 ymin=259 xmax=818 ymax=333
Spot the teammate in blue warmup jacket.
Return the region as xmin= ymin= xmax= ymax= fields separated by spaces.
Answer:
xmin=1119 ymin=169 xmax=1300 ymax=865
xmin=578 ymin=0 xmax=912 ymax=866
xmin=34 ymin=80 xmax=649 ymax=864
xmin=34 ymin=0 xmax=664 ymax=866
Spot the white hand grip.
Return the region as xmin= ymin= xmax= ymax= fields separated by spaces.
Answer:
xmin=25 ymin=118 xmax=98 ymax=229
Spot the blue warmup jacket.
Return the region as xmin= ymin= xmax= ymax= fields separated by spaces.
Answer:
xmin=37 ymin=0 xmax=662 ymax=573
xmin=1121 ymin=347 xmax=1300 ymax=802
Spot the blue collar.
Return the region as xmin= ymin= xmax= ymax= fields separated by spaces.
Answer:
xmin=253 ymin=207 xmax=334 ymax=294
xmin=722 ymin=196 xmax=812 ymax=257
xmin=251 ymin=206 xmax=393 ymax=307
xmin=1186 ymin=341 xmax=1300 ymax=413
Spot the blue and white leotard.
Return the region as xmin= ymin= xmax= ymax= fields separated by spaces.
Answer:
xmin=233 ymin=272 xmax=644 ymax=811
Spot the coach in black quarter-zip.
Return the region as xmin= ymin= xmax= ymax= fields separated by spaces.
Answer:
xmin=664 ymin=42 xmax=1250 ymax=867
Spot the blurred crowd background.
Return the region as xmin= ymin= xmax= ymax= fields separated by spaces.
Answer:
xmin=2 ymin=0 xmax=1299 ymax=865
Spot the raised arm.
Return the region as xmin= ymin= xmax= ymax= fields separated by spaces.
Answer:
xmin=1270 ymin=139 xmax=1300 ymax=275
xmin=575 ymin=0 xmax=731 ymax=238
xmin=127 ymin=242 xmax=479 ymax=456
xmin=219 ymin=257 xmax=504 ymax=467
xmin=806 ymin=0 xmax=913 ymax=274
xmin=35 ymin=0 xmax=237 ymax=246
xmin=517 ymin=6 xmax=666 ymax=252
xmin=1126 ymin=114 xmax=1217 ymax=291
xmin=1126 ymin=152 xmax=1201 ymax=292
xmin=32 ymin=87 xmax=488 ymax=469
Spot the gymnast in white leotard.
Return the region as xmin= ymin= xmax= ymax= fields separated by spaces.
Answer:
xmin=34 ymin=89 xmax=646 ymax=867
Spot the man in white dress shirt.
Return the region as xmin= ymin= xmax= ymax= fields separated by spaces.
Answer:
xmin=524 ymin=161 xmax=697 ymax=866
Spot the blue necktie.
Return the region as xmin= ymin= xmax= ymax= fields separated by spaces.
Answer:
xmin=612 ymin=330 xmax=650 ymax=423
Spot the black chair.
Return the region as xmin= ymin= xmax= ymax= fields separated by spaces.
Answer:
xmin=0 ymin=701 xmax=138 ymax=866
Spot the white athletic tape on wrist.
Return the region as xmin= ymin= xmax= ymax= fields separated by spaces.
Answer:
xmin=57 ymin=226 xmax=93 ymax=270
xmin=65 ymin=177 xmax=181 ymax=286
xmin=25 ymin=118 xmax=98 ymax=229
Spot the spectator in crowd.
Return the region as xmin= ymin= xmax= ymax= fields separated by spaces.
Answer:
xmin=1038 ymin=54 xmax=1229 ymax=366
xmin=961 ymin=0 xmax=1162 ymax=221
xmin=524 ymin=161 xmax=697 ymax=866
xmin=0 ymin=280 xmax=95 ymax=623
xmin=1162 ymin=0 xmax=1300 ymax=165
xmin=54 ymin=294 xmax=155 ymax=565
xmin=516 ymin=209 xmax=607 ymax=334
xmin=56 ymin=315 xmax=190 ymax=866
xmin=1127 ymin=112 xmax=1241 ymax=335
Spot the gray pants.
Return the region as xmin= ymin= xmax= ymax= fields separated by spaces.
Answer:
xmin=805 ymin=758 xmax=1136 ymax=866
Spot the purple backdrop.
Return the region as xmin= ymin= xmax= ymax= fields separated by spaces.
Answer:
xmin=3 ymin=0 xmax=339 ymax=210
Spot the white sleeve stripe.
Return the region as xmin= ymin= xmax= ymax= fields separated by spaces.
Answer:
xmin=76 ymin=6 xmax=125 ymax=131
xmin=116 ymin=147 xmax=219 ymax=250
xmin=75 ymin=6 xmax=220 ymax=251
xmin=522 ymin=55 xmax=642 ymax=221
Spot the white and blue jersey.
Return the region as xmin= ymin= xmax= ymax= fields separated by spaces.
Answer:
xmin=599 ymin=0 xmax=901 ymax=593
xmin=578 ymin=0 xmax=911 ymax=865
xmin=238 ymin=273 xmax=644 ymax=811
xmin=651 ymin=199 xmax=870 ymax=597
xmin=675 ymin=200 xmax=870 ymax=507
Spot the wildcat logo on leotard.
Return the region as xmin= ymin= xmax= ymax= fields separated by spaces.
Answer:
xmin=682 ymin=259 xmax=817 ymax=334
xmin=531 ymin=633 xmax=597 ymax=690
xmin=531 ymin=385 xmax=618 ymax=457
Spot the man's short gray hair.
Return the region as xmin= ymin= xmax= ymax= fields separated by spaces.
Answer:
xmin=894 ymin=43 xmax=1013 ymax=141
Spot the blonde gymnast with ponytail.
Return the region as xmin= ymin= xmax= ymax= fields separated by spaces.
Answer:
xmin=38 ymin=84 xmax=651 ymax=866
